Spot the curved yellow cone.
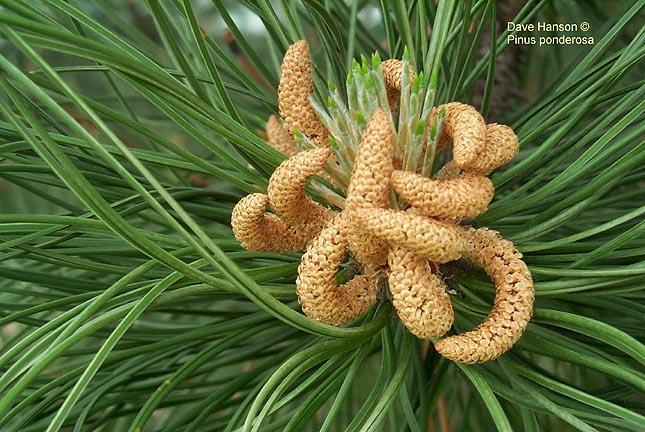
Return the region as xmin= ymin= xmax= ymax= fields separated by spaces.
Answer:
xmin=355 ymin=208 xmax=467 ymax=264
xmin=434 ymin=228 xmax=534 ymax=363
xmin=267 ymin=147 xmax=334 ymax=239
xmin=391 ymin=170 xmax=494 ymax=220
xmin=278 ymin=40 xmax=328 ymax=146
xmin=440 ymin=102 xmax=486 ymax=170
xmin=266 ymin=114 xmax=300 ymax=157
xmin=388 ymin=246 xmax=454 ymax=339
xmin=344 ymin=108 xmax=394 ymax=267
xmin=468 ymin=123 xmax=519 ymax=175
xmin=231 ymin=193 xmax=307 ymax=252
xmin=296 ymin=216 xmax=378 ymax=325
xmin=380 ymin=59 xmax=416 ymax=113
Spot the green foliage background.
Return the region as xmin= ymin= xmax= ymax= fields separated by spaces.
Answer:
xmin=0 ymin=0 xmax=643 ymax=431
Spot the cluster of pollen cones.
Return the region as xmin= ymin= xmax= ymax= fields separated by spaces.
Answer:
xmin=231 ymin=40 xmax=534 ymax=364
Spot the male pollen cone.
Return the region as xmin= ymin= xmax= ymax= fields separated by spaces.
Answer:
xmin=391 ymin=170 xmax=494 ymax=220
xmin=278 ymin=40 xmax=328 ymax=146
xmin=296 ymin=215 xmax=377 ymax=325
xmin=434 ymin=228 xmax=534 ymax=363
xmin=467 ymin=123 xmax=519 ymax=175
xmin=266 ymin=114 xmax=300 ymax=157
xmin=267 ymin=147 xmax=333 ymax=239
xmin=355 ymin=208 xmax=468 ymax=264
xmin=388 ymin=246 xmax=454 ymax=339
xmin=381 ymin=59 xmax=416 ymax=113
xmin=440 ymin=102 xmax=486 ymax=170
xmin=231 ymin=193 xmax=307 ymax=252
xmin=344 ymin=108 xmax=394 ymax=267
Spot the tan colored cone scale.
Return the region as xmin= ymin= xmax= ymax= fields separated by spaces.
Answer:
xmin=345 ymin=108 xmax=394 ymax=211
xmin=434 ymin=228 xmax=534 ymax=363
xmin=435 ymin=161 xmax=465 ymax=180
xmin=278 ymin=40 xmax=328 ymax=146
xmin=440 ymin=102 xmax=486 ymax=169
xmin=391 ymin=170 xmax=494 ymax=220
xmin=231 ymin=193 xmax=308 ymax=252
xmin=266 ymin=114 xmax=300 ymax=157
xmin=381 ymin=59 xmax=416 ymax=113
xmin=388 ymin=246 xmax=454 ymax=339
xmin=355 ymin=208 xmax=467 ymax=264
xmin=296 ymin=216 xmax=378 ymax=325
xmin=436 ymin=105 xmax=517 ymax=175
xmin=267 ymin=147 xmax=334 ymax=239
xmin=344 ymin=108 xmax=394 ymax=266
xmin=468 ymin=123 xmax=519 ymax=174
